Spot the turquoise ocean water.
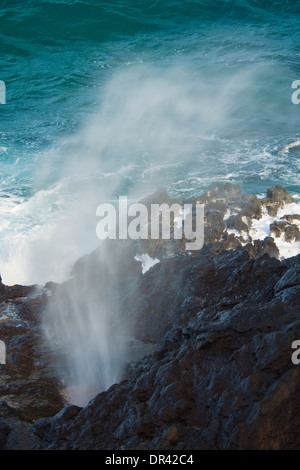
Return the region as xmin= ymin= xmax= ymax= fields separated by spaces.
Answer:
xmin=0 ymin=0 xmax=299 ymax=284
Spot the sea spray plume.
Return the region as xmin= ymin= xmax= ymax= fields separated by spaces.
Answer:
xmin=43 ymin=239 xmax=139 ymax=406
xmin=10 ymin=63 xmax=278 ymax=403
xmin=0 ymin=174 xmax=124 ymax=285
xmin=40 ymin=63 xmax=266 ymax=185
xmin=0 ymin=62 xmax=278 ymax=285
xmin=77 ymin=64 xmax=262 ymax=172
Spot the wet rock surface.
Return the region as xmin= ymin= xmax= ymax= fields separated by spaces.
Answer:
xmin=0 ymin=284 xmax=65 ymax=449
xmin=33 ymin=250 xmax=300 ymax=450
xmin=136 ymin=183 xmax=299 ymax=261
xmin=0 ymin=184 xmax=299 ymax=449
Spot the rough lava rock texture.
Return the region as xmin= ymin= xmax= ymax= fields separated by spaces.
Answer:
xmin=137 ymin=183 xmax=298 ymax=260
xmin=0 ymin=184 xmax=299 ymax=449
xmin=0 ymin=284 xmax=65 ymax=449
xmin=33 ymin=250 xmax=300 ymax=450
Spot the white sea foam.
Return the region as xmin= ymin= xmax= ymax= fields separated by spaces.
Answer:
xmin=222 ymin=200 xmax=300 ymax=259
xmin=226 ymin=228 xmax=240 ymax=237
xmin=226 ymin=229 xmax=249 ymax=245
xmin=248 ymin=202 xmax=300 ymax=259
xmin=134 ymin=253 xmax=160 ymax=274
xmin=274 ymin=234 xmax=300 ymax=260
xmin=224 ymin=209 xmax=231 ymax=220
xmin=282 ymin=140 xmax=300 ymax=154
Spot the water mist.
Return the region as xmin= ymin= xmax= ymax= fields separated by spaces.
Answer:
xmin=38 ymin=62 xmax=278 ymax=406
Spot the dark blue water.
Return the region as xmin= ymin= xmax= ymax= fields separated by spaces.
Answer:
xmin=0 ymin=0 xmax=299 ymax=284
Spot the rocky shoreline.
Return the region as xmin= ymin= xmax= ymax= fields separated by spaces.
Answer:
xmin=0 ymin=184 xmax=299 ymax=449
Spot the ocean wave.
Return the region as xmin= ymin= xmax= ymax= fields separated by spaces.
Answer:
xmin=282 ymin=140 xmax=300 ymax=154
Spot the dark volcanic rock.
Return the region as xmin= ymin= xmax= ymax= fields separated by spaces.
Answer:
xmin=284 ymin=224 xmax=300 ymax=242
xmin=0 ymin=418 xmax=9 ymax=449
xmin=204 ymin=210 xmax=226 ymax=244
xmin=270 ymin=221 xmax=300 ymax=243
xmin=133 ymin=184 xmax=297 ymax=261
xmin=253 ymin=237 xmax=280 ymax=259
xmin=226 ymin=214 xmax=248 ymax=233
xmin=0 ymin=283 xmax=64 ymax=449
xmin=211 ymin=233 xmax=242 ymax=253
xmin=243 ymin=195 xmax=263 ymax=220
xmin=267 ymin=185 xmax=294 ymax=204
xmin=265 ymin=185 xmax=294 ymax=216
xmin=270 ymin=221 xmax=287 ymax=238
xmin=283 ymin=214 xmax=300 ymax=224
xmin=33 ymin=250 xmax=300 ymax=450
xmin=209 ymin=183 xmax=246 ymax=203
xmin=0 ymin=183 xmax=298 ymax=450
